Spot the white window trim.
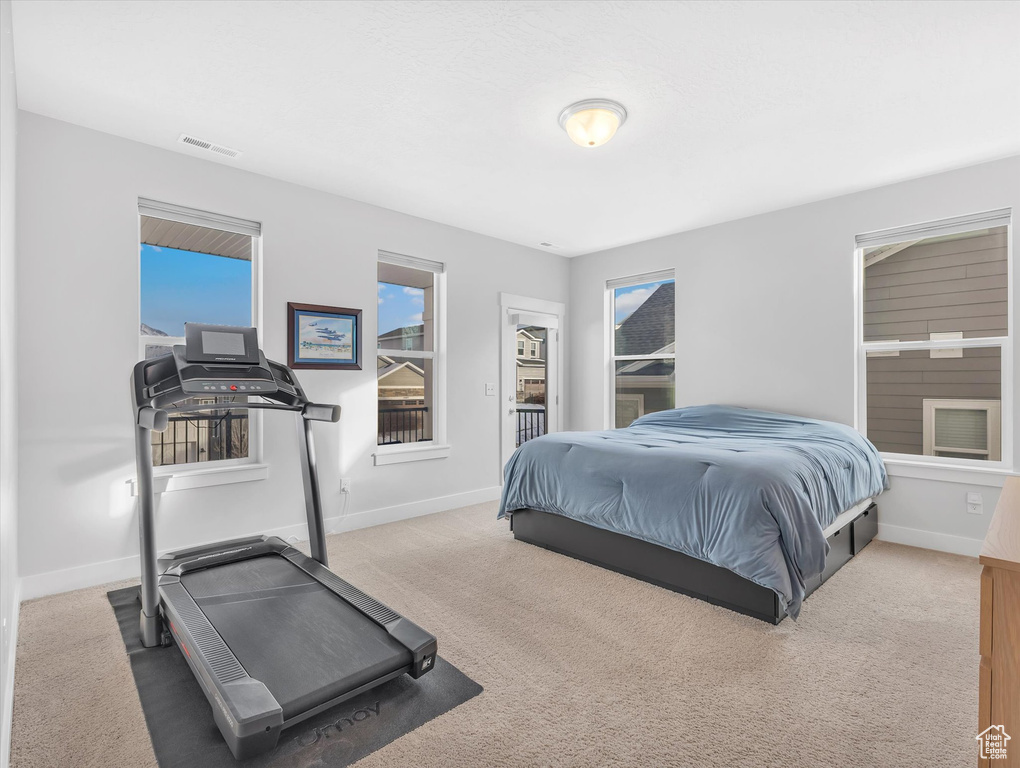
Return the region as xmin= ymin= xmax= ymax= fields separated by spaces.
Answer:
xmin=375 ymin=252 xmax=448 ymax=465
xmin=374 ymin=444 xmax=452 ymax=466
xmin=128 ymin=462 xmax=270 ymax=495
xmin=882 ymin=459 xmax=1014 ymax=487
xmin=138 ymin=201 xmax=264 ymax=475
xmin=606 ymin=270 xmax=676 ymax=429
xmin=854 ymin=211 xmax=1013 ymax=475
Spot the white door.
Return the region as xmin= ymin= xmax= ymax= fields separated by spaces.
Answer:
xmin=500 ymin=295 xmax=564 ymax=471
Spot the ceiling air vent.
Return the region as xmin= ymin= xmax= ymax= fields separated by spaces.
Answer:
xmin=178 ymin=134 xmax=242 ymax=159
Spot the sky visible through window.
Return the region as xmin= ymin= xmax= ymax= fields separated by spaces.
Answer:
xmin=378 ymin=281 xmax=424 ymax=337
xmin=140 ymin=244 xmax=252 ymax=336
xmin=614 ymin=280 xmax=668 ymax=324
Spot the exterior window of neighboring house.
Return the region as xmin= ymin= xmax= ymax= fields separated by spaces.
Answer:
xmin=857 ymin=210 xmax=1011 ymax=468
xmin=608 ymin=270 xmax=676 ymax=428
xmin=515 ymin=329 xmax=547 ymax=404
xmin=377 ymin=251 xmax=446 ymax=447
xmin=138 ymin=199 xmax=260 ymax=467
xmin=515 ymin=325 xmax=549 ymax=445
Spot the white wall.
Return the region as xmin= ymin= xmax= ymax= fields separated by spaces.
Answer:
xmin=15 ymin=111 xmax=569 ymax=597
xmin=0 ymin=0 xmax=19 ymax=763
xmin=568 ymin=156 xmax=1020 ymax=554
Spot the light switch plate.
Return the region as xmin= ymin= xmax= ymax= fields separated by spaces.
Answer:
xmin=485 ymin=383 xmax=495 ymax=396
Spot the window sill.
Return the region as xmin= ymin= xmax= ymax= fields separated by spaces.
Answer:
xmin=374 ymin=444 xmax=451 ymax=466
xmin=128 ymin=462 xmax=269 ymax=496
xmin=884 ymin=458 xmax=1015 ymax=488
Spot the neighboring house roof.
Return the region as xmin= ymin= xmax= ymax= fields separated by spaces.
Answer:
xmin=378 ymin=359 xmax=424 ymax=386
xmin=617 ymin=359 xmax=674 ymax=377
xmin=517 ymin=328 xmax=540 ymax=342
xmin=615 ymin=282 xmax=674 ymax=356
xmin=617 ymin=341 xmax=674 ymax=376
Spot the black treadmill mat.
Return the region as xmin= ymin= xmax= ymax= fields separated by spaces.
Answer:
xmin=180 ymin=555 xmax=412 ymax=720
xmin=109 ymin=587 xmax=482 ymax=768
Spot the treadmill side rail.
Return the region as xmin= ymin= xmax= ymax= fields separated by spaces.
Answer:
xmin=391 ymin=620 xmax=439 ymax=678
xmin=216 ymin=680 xmax=283 ymax=760
xmin=160 ymin=579 xmax=284 ymax=759
xmin=280 ymin=545 xmax=439 ymax=679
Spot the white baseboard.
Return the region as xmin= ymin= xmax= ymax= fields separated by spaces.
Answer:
xmin=327 ymin=485 xmax=501 ymax=535
xmin=19 ymin=553 xmax=141 ymax=601
xmin=878 ymin=522 xmax=983 ymax=558
xmin=18 ymin=486 xmax=502 ymax=601
xmin=0 ymin=577 xmax=20 ymax=768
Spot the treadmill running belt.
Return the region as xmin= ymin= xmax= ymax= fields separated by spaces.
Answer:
xmin=180 ymin=555 xmax=412 ymax=720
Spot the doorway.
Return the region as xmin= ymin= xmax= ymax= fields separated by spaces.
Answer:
xmin=500 ymin=294 xmax=564 ymax=471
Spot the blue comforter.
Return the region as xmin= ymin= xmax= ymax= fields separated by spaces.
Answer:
xmin=498 ymin=405 xmax=887 ymax=619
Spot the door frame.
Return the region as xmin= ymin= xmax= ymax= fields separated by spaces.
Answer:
xmin=499 ymin=293 xmax=566 ymax=473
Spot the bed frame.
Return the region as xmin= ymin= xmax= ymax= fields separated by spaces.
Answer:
xmin=510 ymin=503 xmax=878 ymax=624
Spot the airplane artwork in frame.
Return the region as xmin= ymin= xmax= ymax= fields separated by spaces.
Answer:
xmin=287 ymin=302 xmax=363 ymax=370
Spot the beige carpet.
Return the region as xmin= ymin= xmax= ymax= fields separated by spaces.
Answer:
xmin=11 ymin=502 xmax=981 ymax=767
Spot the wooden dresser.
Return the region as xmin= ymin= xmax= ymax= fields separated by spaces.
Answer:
xmin=979 ymin=476 xmax=1020 ymax=767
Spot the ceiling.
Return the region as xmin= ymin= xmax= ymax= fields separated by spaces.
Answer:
xmin=10 ymin=1 xmax=1020 ymax=257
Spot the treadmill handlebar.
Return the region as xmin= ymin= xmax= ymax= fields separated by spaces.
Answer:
xmin=303 ymin=403 xmax=342 ymax=423
xmin=137 ymin=406 xmax=168 ymax=432
xmin=137 ymin=401 xmax=333 ymax=431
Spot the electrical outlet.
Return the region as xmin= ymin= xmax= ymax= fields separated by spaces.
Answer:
xmin=967 ymin=491 xmax=983 ymax=515
xmin=341 ymin=478 xmax=352 ymax=494
xmin=485 ymin=382 xmax=495 ymax=396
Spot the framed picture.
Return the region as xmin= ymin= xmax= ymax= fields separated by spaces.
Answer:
xmin=287 ymin=303 xmax=362 ymax=370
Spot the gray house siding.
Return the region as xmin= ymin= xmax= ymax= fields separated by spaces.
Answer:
xmin=864 ymin=228 xmax=1007 ymax=341
xmin=864 ymin=227 xmax=1006 ymax=456
xmin=866 ymin=347 xmax=1001 ymax=455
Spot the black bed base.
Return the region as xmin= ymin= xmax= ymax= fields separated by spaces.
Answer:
xmin=510 ymin=504 xmax=878 ymax=624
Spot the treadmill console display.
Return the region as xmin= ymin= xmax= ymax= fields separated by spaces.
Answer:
xmin=185 ymin=323 xmax=261 ymax=365
xmin=175 ymin=324 xmax=279 ymax=396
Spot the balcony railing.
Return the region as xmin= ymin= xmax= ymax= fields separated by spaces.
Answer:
xmin=379 ymin=407 xmax=430 ymax=445
xmin=516 ymin=404 xmax=546 ymax=446
xmin=152 ymin=412 xmax=249 ymax=466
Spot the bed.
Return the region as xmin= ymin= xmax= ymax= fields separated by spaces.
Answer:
xmin=498 ymin=405 xmax=888 ymax=623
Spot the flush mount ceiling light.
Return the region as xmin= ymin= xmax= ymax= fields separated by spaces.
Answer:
xmin=558 ymin=99 xmax=628 ymax=148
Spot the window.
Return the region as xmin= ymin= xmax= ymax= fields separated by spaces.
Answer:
xmin=922 ymin=399 xmax=1001 ymax=461
xmin=609 ymin=270 xmax=676 ymax=428
xmin=377 ymin=251 xmax=446 ymax=453
xmin=857 ymin=210 xmax=1011 ymax=468
xmin=138 ymin=199 xmax=259 ymax=468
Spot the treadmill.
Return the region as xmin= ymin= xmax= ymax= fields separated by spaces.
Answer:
xmin=131 ymin=323 xmax=437 ymax=759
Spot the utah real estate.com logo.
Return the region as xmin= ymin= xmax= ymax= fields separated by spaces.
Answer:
xmin=976 ymin=725 xmax=1011 ymax=761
